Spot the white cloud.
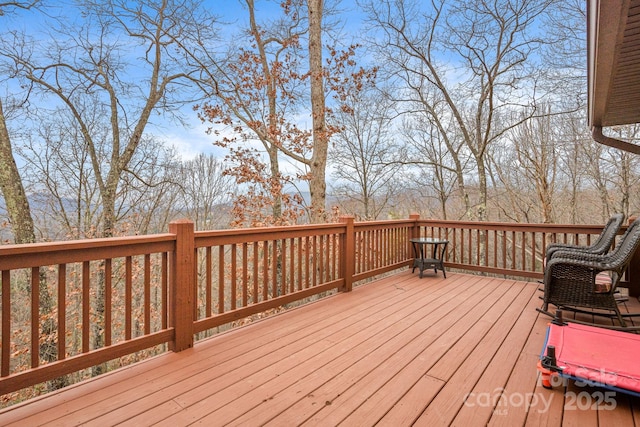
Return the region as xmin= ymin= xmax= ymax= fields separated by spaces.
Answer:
xmin=148 ymin=111 xmax=227 ymax=161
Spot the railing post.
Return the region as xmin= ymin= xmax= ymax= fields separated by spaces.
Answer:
xmin=169 ymin=219 xmax=195 ymax=352
xmin=409 ymin=214 xmax=421 ymax=267
xmin=340 ymin=215 xmax=355 ymax=292
xmin=627 ymin=216 xmax=640 ymax=297
xmin=410 ymin=213 xmax=421 ymax=239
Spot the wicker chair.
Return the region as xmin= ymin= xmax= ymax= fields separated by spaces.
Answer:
xmin=538 ymin=216 xmax=640 ymax=328
xmin=545 ymin=213 xmax=624 ymax=260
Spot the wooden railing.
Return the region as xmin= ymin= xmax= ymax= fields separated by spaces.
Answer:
xmin=0 ymin=233 xmax=176 ymax=396
xmin=192 ymin=222 xmax=347 ymax=335
xmin=0 ymin=215 xmax=615 ymax=397
xmin=418 ymin=219 xmax=619 ymax=280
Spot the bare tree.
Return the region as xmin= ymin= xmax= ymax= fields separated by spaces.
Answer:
xmin=401 ymin=106 xmax=472 ymax=220
xmin=553 ymin=112 xmax=590 ymax=223
xmin=176 ymin=154 xmax=235 ymax=230
xmin=18 ymin=104 xmax=105 ymax=239
xmin=16 ymin=101 xmax=189 ymax=239
xmin=599 ymin=126 xmax=640 ymax=220
xmin=540 ymin=0 xmax=586 ymax=99
xmin=329 ymin=88 xmax=402 ymax=219
xmin=364 ymin=0 xmax=554 ymax=221
xmin=495 ymin=106 xmax=559 ymax=223
xmin=109 ymin=137 xmax=184 ymax=235
xmin=1 ymin=0 xmax=219 ymax=237
xmin=0 ymin=0 xmax=39 ymax=244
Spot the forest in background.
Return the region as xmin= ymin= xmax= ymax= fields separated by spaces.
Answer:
xmin=0 ymin=0 xmax=638 ymax=243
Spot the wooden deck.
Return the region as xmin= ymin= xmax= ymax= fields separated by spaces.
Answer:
xmin=1 ymin=271 xmax=640 ymax=426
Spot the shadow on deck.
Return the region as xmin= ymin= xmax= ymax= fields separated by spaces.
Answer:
xmin=1 ymin=271 xmax=640 ymax=426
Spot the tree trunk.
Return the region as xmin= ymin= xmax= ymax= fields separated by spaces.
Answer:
xmin=475 ymin=154 xmax=488 ymax=222
xmin=268 ymin=147 xmax=283 ymax=221
xmin=308 ymin=0 xmax=327 ymax=223
xmin=0 ymin=99 xmax=36 ymax=244
xmin=0 ymin=99 xmax=68 ymax=389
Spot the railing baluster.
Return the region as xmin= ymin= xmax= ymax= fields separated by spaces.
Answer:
xmin=58 ymin=264 xmax=66 ymax=361
xmin=242 ymin=243 xmax=248 ymax=308
xmin=304 ymin=237 xmax=310 ymax=289
xmin=161 ymin=253 xmax=168 ymax=330
xmin=262 ymin=241 xmax=269 ymax=301
xmin=467 ymin=228 xmax=472 ymax=265
xmin=30 ymin=267 xmax=39 ymax=368
xmin=252 ymin=242 xmax=259 ymax=303
xmin=520 ymin=232 xmax=525 ymax=271
xmin=459 ymin=228 xmax=464 ymax=264
xmin=384 ymin=229 xmax=388 ymax=267
xmin=501 ymin=231 xmax=507 ymax=269
xmin=334 ymin=233 xmax=339 ymax=280
xmin=271 ymin=240 xmax=277 ymax=297
xmin=218 ymin=245 xmax=225 ymax=314
xmin=378 ymin=229 xmax=382 ymax=268
xmin=322 ymin=235 xmax=327 ymax=282
xmin=105 ymin=259 xmax=113 ymax=346
xmin=205 ymin=247 xmax=212 ymax=318
xmin=531 ymin=232 xmax=536 ymax=273
xmin=396 ymin=227 xmax=399 ymax=263
xmin=83 ymin=261 xmax=90 ymax=352
xmin=382 ymin=229 xmax=387 ymax=267
xmin=125 ymin=256 xmax=132 ymax=341
xmin=476 ymin=229 xmax=480 ymax=266
xmin=312 ymin=235 xmax=318 ymax=287
xmin=2 ymin=270 xmax=11 ymax=376
xmin=144 ymin=254 xmax=151 ymax=336
xmin=328 ymin=234 xmax=333 ymax=280
xmin=289 ymin=238 xmax=295 ymax=294
xmin=492 ymin=230 xmax=497 ymax=268
xmin=356 ymin=231 xmax=362 ymax=274
xmin=364 ymin=231 xmax=370 ymax=271
xmin=280 ymin=239 xmax=289 ymax=295
xmin=372 ymin=229 xmax=376 ymax=269
xmin=296 ymin=237 xmax=302 ymax=292
xmin=510 ymin=231 xmax=515 ymax=270
xmin=392 ymin=228 xmax=397 ymax=264
xmin=452 ymin=228 xmax=457 ymax=263
xmin=230 ymin=244 xmax=237 ymax=310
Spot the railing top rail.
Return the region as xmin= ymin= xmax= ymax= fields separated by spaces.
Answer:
xmin=194 ymin=223 xmax=347 ymax=247
xmin=0 ymin=234 xmax=176 ymax=270
xmin=0 ymin=233 xmax=176 ymax=255
xmin=193 ymin=219 xmax=417 ymax=248
xmin=354 ymin=219 xmax=416 ymax=230
xmin=195 ymin=222 xmax=345 ymax=237
xmin=419 ymin=219 xmax=615 ymax=233
xmin=354 ymin=219 xmax=416 ymax=226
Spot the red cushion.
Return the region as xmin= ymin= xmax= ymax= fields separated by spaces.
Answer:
xmin=544 ymin=322 xmax=640 ymax=393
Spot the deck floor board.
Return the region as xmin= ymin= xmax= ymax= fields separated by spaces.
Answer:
xmin=1 ymin=271 xmax=640 ymax=426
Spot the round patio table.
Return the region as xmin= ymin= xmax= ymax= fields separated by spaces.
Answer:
xmin=410 ymin=237 xmax=449 ymax=278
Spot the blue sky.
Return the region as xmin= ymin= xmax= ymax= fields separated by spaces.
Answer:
xmin=12 ymin=0 xmax=365 ymax=151
xmin=1 ymin=0 xmax=369 ymax=166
